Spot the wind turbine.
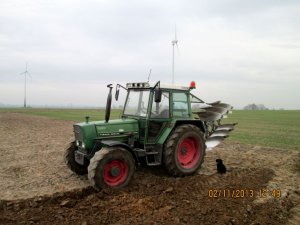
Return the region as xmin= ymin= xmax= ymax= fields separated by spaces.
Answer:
xmin=20 ymin=63 xmax=30 ymax=108
xmin=171 ymin=26 xmax=179 ymax=84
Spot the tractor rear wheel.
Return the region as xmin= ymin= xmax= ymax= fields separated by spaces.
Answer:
xmin=163 ymin=124 xmax=206 ymax=176
xmin=64 ymin=141 xmax=88 ymax=175
xmin=88 ymin=147 xmax=135 ymax=190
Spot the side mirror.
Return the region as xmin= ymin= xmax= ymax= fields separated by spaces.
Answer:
xmin=154 ymin=88 xmax=162 ymax=103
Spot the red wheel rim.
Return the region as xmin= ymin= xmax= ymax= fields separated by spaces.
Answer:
xmin=177 ymin=137 xmax=201 ymax=169
xmin=103 ymin=160 xmax=128 ymax=187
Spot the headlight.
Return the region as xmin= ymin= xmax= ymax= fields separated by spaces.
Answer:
xmin=76 ymin=140 xmax=79 ymax=146
xmin=82 ymin=142 xmax=85 ymax=149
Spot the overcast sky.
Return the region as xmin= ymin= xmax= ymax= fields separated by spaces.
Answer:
xmin=0 ymin=0 xmax=299 ymax=109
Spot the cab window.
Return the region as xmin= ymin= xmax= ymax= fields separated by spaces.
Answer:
xmin=123 ymin=90 xmax=150 ymax=117
xmin=151 ymin=92 xmax=169 ymax=118
xmin=173 ymin=92 xmax=189 ymax=118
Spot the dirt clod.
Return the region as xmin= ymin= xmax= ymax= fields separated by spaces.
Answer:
xmin=60 ymin=199 xmax=74 ymax=207
xmin=164 ymin=187 xmax=174 ymax=193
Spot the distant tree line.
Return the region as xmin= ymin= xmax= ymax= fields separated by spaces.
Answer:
xmin=243 ymin=104 xmax=269 ymax=110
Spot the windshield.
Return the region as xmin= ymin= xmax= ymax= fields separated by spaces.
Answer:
xmin=124 ymin=90 xmax=150 ymax=117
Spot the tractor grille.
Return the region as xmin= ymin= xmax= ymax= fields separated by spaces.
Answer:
xmin=73 ymin=125 xmax=83 ymax=141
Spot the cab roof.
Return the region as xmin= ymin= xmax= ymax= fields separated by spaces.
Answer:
xmin=126 ymin=82 xmax=190 ymax=91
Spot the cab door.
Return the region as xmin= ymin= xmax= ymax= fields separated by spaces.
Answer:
xmin=146 ymin=91 xmax=171 ymax=144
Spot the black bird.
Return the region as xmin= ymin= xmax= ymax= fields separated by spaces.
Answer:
xmin=216 ymin=159 xmax=227 ymax=174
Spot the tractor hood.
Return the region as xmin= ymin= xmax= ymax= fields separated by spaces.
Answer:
xmin=94 ymin=118 xmax=138 ymax=137
xmin=75 ymin=118 xmax=138 ymax=138
xmin=74 ymin=118 xmax=138 ymax=151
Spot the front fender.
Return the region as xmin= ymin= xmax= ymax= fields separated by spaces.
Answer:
xmin=93 ymin=140 xmax=139 ymax=167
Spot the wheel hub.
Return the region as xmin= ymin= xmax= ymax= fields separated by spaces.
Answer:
xmin=104 ymin=160 xmax=129 ymax=187
xmin=177 ymin=137 xmax=201 ymax=169
xmin=181 ymin=147 xmax=187 ymax=156
xmin=110 ymin=167 xmax=120 ymax=177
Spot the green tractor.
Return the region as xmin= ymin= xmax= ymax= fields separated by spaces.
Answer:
xmin=65 ymin=81 xmax=236 ymax=190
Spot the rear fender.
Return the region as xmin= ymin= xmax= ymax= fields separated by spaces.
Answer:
xmin=175 ymin=120 xmax=206 ymax=133
xmin=157 ymin=120 xmax=206 ymax=145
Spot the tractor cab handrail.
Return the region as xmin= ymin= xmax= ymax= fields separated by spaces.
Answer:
xmin=190 ymin=93 xmax=204 ymax=103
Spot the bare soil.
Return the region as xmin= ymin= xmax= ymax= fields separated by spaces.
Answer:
xmin=0 ymin=113 xmax=299 ymax=225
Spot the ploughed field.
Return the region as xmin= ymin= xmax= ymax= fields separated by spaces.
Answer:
xmin=0 ymin=111 xmax=299 ymax=225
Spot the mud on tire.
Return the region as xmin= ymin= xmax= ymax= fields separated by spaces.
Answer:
xmin=88 ymin=147 xmax=135 ymax=191
xmin=64 ymin=141 xmax=88 ymax=175
xmin=163 ymin=124 xmax=206 ymax=176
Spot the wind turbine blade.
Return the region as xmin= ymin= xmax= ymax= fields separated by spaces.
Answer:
xmin=175 ymin=24 xmax=177 ymax=40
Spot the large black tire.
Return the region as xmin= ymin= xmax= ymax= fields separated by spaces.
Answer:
xmin=88 ymin=147 xmax=135 ymax=190
xmin=163 ymin=124 xmax=206 ymax=176
xmin=64 ymin=141 xmax=88 ymax=175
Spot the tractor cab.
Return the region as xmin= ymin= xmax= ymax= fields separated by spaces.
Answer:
xmin=120 ymin=82 xmax=195 ymax=144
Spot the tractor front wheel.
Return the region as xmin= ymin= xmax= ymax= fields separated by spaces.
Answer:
xmin=163 ymin=124 xmax=206 ymax=176
xmin=64 ymin=141 xmax=88 ymax=175
xmin=88 ymin=147 xmax=135 ymax=190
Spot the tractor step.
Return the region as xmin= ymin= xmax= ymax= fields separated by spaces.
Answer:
xmin=147 ymin=162 xmax=161 ymax=166
xmin=134 ymin=148 xmax=146 ymax=157
xmin=146 ymin=151 xmax=161 ymax=166
xmin=144 ymin=144 xmax=163 ymax=166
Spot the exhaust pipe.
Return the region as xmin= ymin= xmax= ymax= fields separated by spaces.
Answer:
xmin=105 ymin=84 xmax=113 ymax=123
